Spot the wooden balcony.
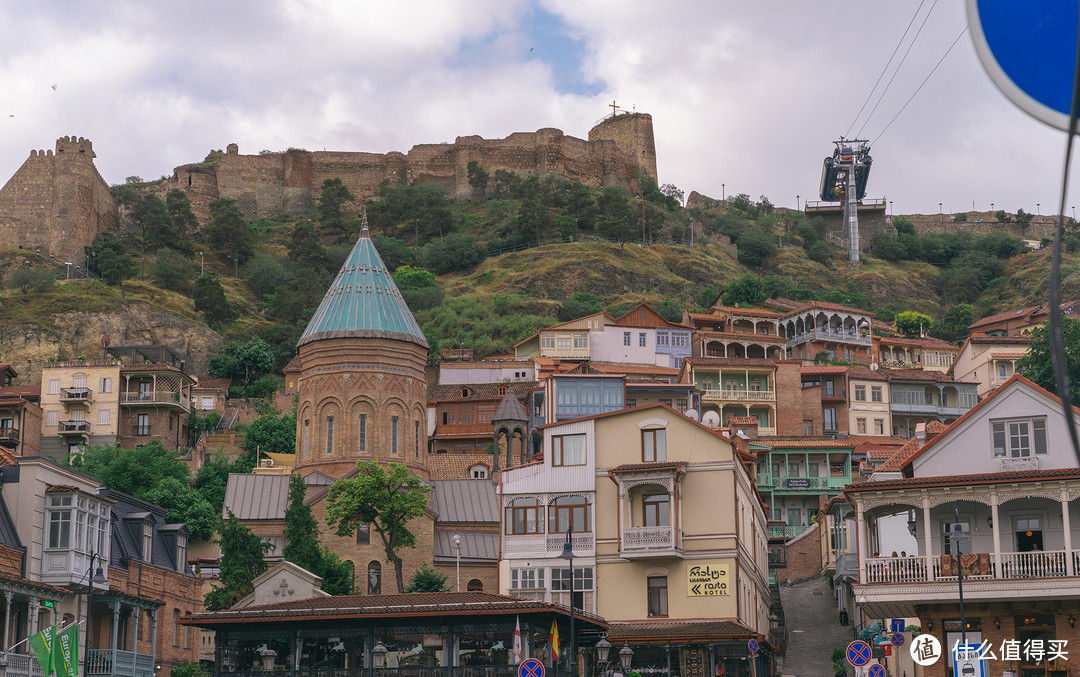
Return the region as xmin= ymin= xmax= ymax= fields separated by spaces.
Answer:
xmin=701 ymin=388 xmax=775 ymax=403
xmin=620 ymin=525 xmax=680 ymax=559
xmin=757 ymin=474 xmax=851 ymax=491
xmin=862 ymin=551 xmax=1079 ymax=585
xmin=0 ymin=427 xmax=19 ymax=448
xmin=120 ymin=390 xmax=191 ymax=412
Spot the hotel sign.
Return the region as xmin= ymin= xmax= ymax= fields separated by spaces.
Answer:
xmin=687 ymin=564 xmax=729 ymax=596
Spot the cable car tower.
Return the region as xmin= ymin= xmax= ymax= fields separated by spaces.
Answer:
xmin=818 ymin=139 xmax=873 ymax=262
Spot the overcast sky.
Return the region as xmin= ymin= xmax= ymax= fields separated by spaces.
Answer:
xmin=1 ymin=1 xmax=1075 ymax=217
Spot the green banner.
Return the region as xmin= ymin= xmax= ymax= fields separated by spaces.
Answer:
xmin=28 ymin=623 xmax=57 ymax=676
xmin=52 ymin=623 xmax=79 ymax=677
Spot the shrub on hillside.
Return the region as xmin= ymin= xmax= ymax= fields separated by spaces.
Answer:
xmin=7 ymin=267 xmax=53 ymax=293
xmin=735 ymin=228 xmax=775 ymax=267
xmin=418 ymin=233 xmax=486 ymax=273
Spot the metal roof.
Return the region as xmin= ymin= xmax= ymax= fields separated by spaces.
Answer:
xmin=433 ymin=531 xmax=499 ymax=562
xmin=297 ymin=222 xmax=428 ymax=349
xmin=431 ymin=479 xmax=499 ymax=523
xmin=223 ymin=473 xmax=289 ymax=520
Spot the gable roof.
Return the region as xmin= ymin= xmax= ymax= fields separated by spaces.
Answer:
xmin=431 ymin=479 xmax=499 ymax=523
xmin=613 ymin=302 xmax=691 ymax=329
xmin=429 ymin=381 xmax=536 ymax=405
xmin=297 ymin=221 xmax=428 ymax=349
xmin=780 ymin=300 xmax=875 ymax=317
xmin=493 ymin=389 xmax=529 ymax=422
xmin=894 ymin=374 xmax=1079 ymax=473
xmin=969 ymin=305 xmax=1043 ymax=330
xmin=223 ymin=473 xmax=289 ymax=520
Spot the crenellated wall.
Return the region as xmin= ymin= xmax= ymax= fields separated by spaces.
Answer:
xmin=0 ymin=136 xmax=118 ymax=261
xmin=166 ymin=116 xmax=658 ymax=220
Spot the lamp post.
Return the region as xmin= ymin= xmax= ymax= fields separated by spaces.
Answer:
xmin=559 ymin=530 xmax=576 ymax=677
xmin=372 ymin=640 xmax=387 ymax=671
xmin=594 ymin=636 xmax=633 ymax=677
xmin=951 ymin=507 xmax=969 ymax=649
xmin=452 ymin=534 xmax=461 ymax=591
xmin=83 ymin=552 xmax=107 ymax=677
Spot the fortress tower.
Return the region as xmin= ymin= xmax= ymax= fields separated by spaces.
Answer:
xmin=0 ymin=136 xmax=118 ymax=262
xmin=293 ymin=217 xmax=430 ymax=481
xmin=588 ymin=112 xmax=658 ymax=182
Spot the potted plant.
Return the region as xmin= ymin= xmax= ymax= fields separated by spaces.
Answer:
xmin=831 ymin=648 xmax=847 ymax=676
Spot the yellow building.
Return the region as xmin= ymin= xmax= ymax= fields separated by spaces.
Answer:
xmin=500 ymin=404 xmax=772 ymax=677
xmin=39 ymin=359 xmax=122 ymax=457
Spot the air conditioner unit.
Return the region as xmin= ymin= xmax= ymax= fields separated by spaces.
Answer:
xmin=261 ymin=459 xmax=274 ymax=467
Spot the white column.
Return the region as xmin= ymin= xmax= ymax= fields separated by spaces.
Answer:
xmin=991 ymin=493 xmax=1003 ymax=578
xmin=922 ymin=496 xmax=935 ymax=581
xmin=856 ymin=500 xmax=869 ymax=582
xmin=1062 ymin=489 xmax=1074 ymax=576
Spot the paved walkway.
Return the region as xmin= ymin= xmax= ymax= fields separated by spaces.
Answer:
xmin=776 ymin=578 xmax=854 ymax=677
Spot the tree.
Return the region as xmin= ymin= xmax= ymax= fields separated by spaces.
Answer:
xmin=91 ymin=238 xmax=136 ymax=298
xmin=316 ymin=178 xmax=357 ymax=239
xmin=392 ymin=265 xmax=437 ymax=291
xmin=418 ymin=234 xmax=486 ymax=274
xmin=371 ymin=236 xmax=413 ymax=271
xmin=204 ymin=513 xmax=271 ymax=610
xmin=282 ymin=473 xmax=322 ymax=573
xmin=1017 ymin=318 xmax=1080 ymax=406
xmin=325 ymin=461 xmax=433 ymax=593
xmin=660 ymin=183 xmax=684 ymax=207
xmin=934 ymin=304 xmax=974 ymax=344
xmin=893 ymin=311 xmax=933 ymax=339
xmin=404 ymin=563 xmax=450 ymax=593
xmin=870 ymin=231 xmax=907 ymax=261
xmin=735 ymin=228 xmax=776 ymax=267
xmin=1015 ymin=208 xmax=1034 ymax=231
xmin=721 ymin=274 xmax=762 ymax=307
xmin=655 ymin=299 xmax=683 ymax=323
xmin=132 ymin=194 xmax=177 ymax=250
xmin=238 ymin=412 xmax=297 ymax=470
xmin=209 ymin=337 xmax=276 ymax=396
xmin=66 ymin=440 xmax=190 ymax=497
xmin=143 ymin=477 xmax=219 ymax=541
xmin=151 ymin=248 xmax=195 ymax=291
xmin=166 ymin=189 xmax=200 ymax=240
xmin=7 ymin=267 xmax=54 ymax=294
xmin=559 ymin=292 xmax=603 ymax=321
xmin=193 ymin=276 xmax=235 ymax=325
xmin=466 ymin=161 xmax=489 ymax=198
xmin=205 ymin=198 xmax=253 ymax=261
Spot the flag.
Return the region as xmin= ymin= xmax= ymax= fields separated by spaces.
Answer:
xmin=513 ymin=615 xmax=522 ymax=663
xmin=716 ymin=664 xmax=725 ymax=676
xmin=29 ymin=623 xmax=58 ymax=676
xmin=52 ymin=623 xmax=79 ymax=677
xmin=550 ymin=618 xmax=560 ymax=662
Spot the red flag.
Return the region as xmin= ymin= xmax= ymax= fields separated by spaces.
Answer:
xmin=716 ymin=665 xmax=725 ymax=676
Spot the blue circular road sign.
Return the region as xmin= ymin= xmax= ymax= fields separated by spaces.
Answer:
xmin=869 ymin=664 xmax=887 ymax=677
xmin=520 ymin=659 xmax=545 ymax=677
xmin=892 ymin=633 xmax=905 ymax=647
xmin=847 ymin=641 xmax=872 ymax=667
xmin=967 ymin=1 xmax=1080 ymax=131
xmin=748 ymin=639 xmax=759 ymax=655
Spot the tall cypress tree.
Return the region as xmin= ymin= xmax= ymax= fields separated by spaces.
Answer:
xmin=282 ymin=473 xmax=322 ymax=572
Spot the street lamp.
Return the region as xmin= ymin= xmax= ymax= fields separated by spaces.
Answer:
xmin=594 ymin=636 xmax=634 ymax=677
xmin=82 ymin=552 xmax=107 ymax=677
xmin=559 ymin=530 xmax=577 ymax=677
xmin=452 ymin=534 xmax=461 ymax=591
xmin=64 ymin=262 xmax=72 ymax=279
xmin=950 ymin=507 xmax=969 ymax=648
xmin=371 ymin=641 xmax=387 ymax=669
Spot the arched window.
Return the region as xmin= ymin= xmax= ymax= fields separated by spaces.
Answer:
xmin=549 ymin=495 xmax=590 ymax=533
xmin=467 ymin=579 xmax=483 ymax=592
xmin=367 ymin=561 xmax=381 ymax=594
xmin=505 ymin=498 xmax=542 ymax=534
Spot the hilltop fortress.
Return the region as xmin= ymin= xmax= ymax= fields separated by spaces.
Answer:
xmin=168 ymin=112 xmax=658 ymax=220
xmin=0 ymin=136 xmax=118 ymax=262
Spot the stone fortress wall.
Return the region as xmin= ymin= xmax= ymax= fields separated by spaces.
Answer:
xmin=0 ymin=136 xmax=119 ymax=261
xmin=168 ymin=112 xmax=659 ymax=220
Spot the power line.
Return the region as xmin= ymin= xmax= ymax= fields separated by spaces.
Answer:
xmin=856 ymin=0 xmax=940 ymax=139
xmin=872 ymin=25 xmax=968 ymax=143
xmin=844 ymin=0 xmax=928 ymax=138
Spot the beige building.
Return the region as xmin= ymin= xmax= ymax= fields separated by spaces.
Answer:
xmin=40 ymin=359 xmax=123 ymax=457
xmin=499 ymin=404 xmax=772 ymax=676
xmin=950 ymin=334 xmax=1032 ymax=397
xmin=846 ymin=366 xmax=892 ymax=436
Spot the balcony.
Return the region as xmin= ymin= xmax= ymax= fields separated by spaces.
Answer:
xmin=836 ymin=552 xmax=858 ymax=578
xmin=60 ymin=387 xmax=93 ymax=403
xmin=58 ymin=420 xmax=89 ymax=435
xmin=41 ymin=548 xmax=109 ymax=587
xmin=786 ymin=328 xmax=872 ymax=348
xmin=120 ymin=390 xmax=191 ymax=412
xmin=501 ymin=532 xmax=594 ymax=559
xmin=769 ymin=524 xmax=810 ymax=539
xmin=862 ymin=550 xmax=1079 ymax=585
xmin=0 ymin=427 xmax=19 ymax=448
xmin=620 ymin=525 xmax=680 ymax=559
xmin=757 ymin=474 xmax=851 ymax=491
xmin=87 ymin=649 xmax=154 ymax=677
xmin=701 ymin=388 xmax=775 ymax=403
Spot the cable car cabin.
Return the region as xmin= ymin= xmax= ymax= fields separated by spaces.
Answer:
xmin=817 ymin=147 xmax=873 ymax=202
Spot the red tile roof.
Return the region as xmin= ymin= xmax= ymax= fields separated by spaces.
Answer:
xmin=880 ymin=368 xmax=972 ymax=383
xmin=847 ymin=467 xmax=1080 ymax=490
xmin=782 ymin=300 xmax=875 ymax=317
xmin=193 ymin=377 xmax=231 ymax=391
xmin=429 ymin=381 xmax=537 ymax=404
xmin=969 ymin=306 xmax=1042 ymax=329
xmin=0 ymin=386 xmax=40 ymax=398
xmin=967 ymin=335 xmax=1032 ymax=345
xmin=685 ymin=357 xmax=776 ymax=368
xmin=877 ymin=335 xmax=956 ymax=349
xmin=607 ymin=618 xmax=763 ymax=642
xmin=426 ymin=454 xmax=493 ymax=480
xmin=755 ymin=437 xmax=853 ymax=449
xmin=610 ymin=461 xmax=688 ymax=473
xmin=282 ymin=355 xmax=302 ymax=372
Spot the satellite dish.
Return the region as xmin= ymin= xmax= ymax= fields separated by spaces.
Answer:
xmin=702 ymin=411 xmax=721 ymax=428
xmin=684 ymin=409 xmax=700 ymax=422
xmin=870 ymin=362 xmax=879 ymax=371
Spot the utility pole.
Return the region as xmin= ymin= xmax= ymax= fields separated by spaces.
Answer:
xmin=200 ymin=251 xmax=204 ymax=276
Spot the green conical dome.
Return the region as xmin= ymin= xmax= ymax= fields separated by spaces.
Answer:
xmin=297 ymin=219 xmax=428 ymax=349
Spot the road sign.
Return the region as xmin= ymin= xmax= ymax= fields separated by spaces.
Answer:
xmin=890 ymin=619 xmax=905 ymax=633
xmin=847 ymin=641 xmax=872 ymax=667
xmin=869 ymin=664 xmax=887 ymax=677
xmin=967 ymin=1 xmax=1080 ymax=131
xmin=519 ymin=658 xmax=545 ymax=677
xmin=891 ymin=633 xmax=905 ymax=647
xmin=952 ymin=643 xmax=987 ymax=677
xmin=748 ymin=639 xmax=759 ymax=655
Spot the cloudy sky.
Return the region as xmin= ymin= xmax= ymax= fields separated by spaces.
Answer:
xmin=1 ymin=1 xmax=1075 ymax=217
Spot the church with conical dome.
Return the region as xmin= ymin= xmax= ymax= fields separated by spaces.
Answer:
xmin=293 ymin=217 xmax=430 ymax=481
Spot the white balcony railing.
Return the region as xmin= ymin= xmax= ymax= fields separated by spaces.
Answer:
xmin=502 ymin=533 xmax=594 ymax=558
xmin=622 ymin=525 xmax=675 ymax=552
xmin=1001 ymin=457 xmax=1039 ymax=472
xmin=701 ymin=388 xmax=775 ymax=402
xmin=863 ymin=550 xmax=1076 ymax=584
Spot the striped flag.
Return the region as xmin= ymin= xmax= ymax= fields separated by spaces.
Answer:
xmin=550 ymin=618 xmax=560 ymax=661
xmin=513 ymin=615 xmax=522 ymax=663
